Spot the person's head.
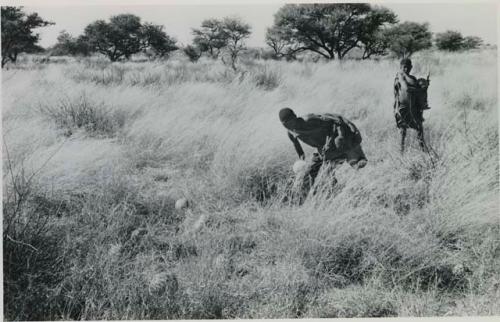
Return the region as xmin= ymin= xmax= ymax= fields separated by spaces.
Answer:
xmin=279 ymin=107 xmax=298 ymax=129
xmin=400 ymin=58 xmax=412 ymax=74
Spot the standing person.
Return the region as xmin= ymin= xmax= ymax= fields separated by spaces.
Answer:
xmin=394 ymin=58 xmax=430 ymax=152
xmin=279 ymin=108 xmax=367 ymax=191
xmin=394 ymin=58 xmax=430 ymax=120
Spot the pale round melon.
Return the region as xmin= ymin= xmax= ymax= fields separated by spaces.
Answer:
xmin=292 ymin=159 xmax=307 ymax=174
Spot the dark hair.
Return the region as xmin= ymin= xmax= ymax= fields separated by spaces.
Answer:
xmin=400 ymin=58 xmax=412 ymax=67
xmin=279 ymin=108 xmax=296 ymax=123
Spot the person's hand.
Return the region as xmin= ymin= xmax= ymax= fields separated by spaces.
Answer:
xmin=322 ymin=136 xmax=333 ymax=155
xmin=324 ymin=135 xmax=333 ymax=147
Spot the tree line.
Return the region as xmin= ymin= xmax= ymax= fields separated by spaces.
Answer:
xmin=1 ymin=4 xmax=486 ymax=68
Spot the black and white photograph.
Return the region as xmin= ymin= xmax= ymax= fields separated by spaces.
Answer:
xmin=2 ymin=0 xmax=499 ymax=320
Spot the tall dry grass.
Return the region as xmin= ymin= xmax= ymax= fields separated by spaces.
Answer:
xmin=2 ymin=50 xmax=498 ymax=319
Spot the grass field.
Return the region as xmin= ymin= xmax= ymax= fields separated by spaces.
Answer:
xmin=2 ymin=49 xmax=499 ymax=320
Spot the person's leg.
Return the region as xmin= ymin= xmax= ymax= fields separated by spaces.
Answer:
xmin=307 ymin=153 xmax=323 ymax=186
xmin=400 ymin=127 xmax=407 ymax=153
xmin=417 ymin=125 xmax=426 ymax=151
xmin=291 ymin=153 xmax=323 ymax=201
xmin=310 ymin=158 xmax=339 ymax=194
xmin=346 ymin=145 xmax=368 ymax=169
xmin=324 ymin=160 xmax=338 ymax=187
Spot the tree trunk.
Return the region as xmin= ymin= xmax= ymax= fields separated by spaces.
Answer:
xmin=8 ymin=51 xmax=18 ymax=64
xmin=230 ymin=51 xmax=238 ymax=71
xmin=307 ymin=47 xmax=332 ymax=60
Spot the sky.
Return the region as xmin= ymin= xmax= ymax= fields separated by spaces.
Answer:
xmin=7 ymin=1 xmax=499 ymax=48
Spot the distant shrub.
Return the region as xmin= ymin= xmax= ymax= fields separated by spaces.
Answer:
xmin=39 ymin=94 xmax=126 ymax=137
xmin=183 ymin=45 xmax=202 ymax=63
xmin=79 ymin=56 xmax=111 ymax=69
xmin=251 ymin=65 xmax=282 ymax=90
xmin=435 ymin=30 xmax=465 ymax=51
xmin=462 ymin=36 xmax=483 ymax=50
xmin=435 ymin=30 xmax=484 ymax=51
xmin=260 ymin=49 xmax=280 ymax=60
xmin=49 ymin=30 xmax=93 ymax=57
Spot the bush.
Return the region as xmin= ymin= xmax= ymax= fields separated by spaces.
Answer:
xmin=39 ymin=93 xmax=126 ymax=137
xmin=435 ymin=30 xmax=465 ymax=51
xmin=2 ymin=163 xmax=71 ymax=320
xmin=251 ymin=65 xmax=282 ymax=90
xmin=183 ymin=45 xmax=202 ymax=63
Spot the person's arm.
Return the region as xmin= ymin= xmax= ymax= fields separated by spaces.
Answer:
xmin=394 ymin=74 xmax=401 ymax=110
xmin=288 ymin=132 xmax=305 ymax=160
xmin=402 ymin=73 xmax=420 ymax=92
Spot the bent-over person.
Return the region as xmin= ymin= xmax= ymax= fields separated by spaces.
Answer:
xmin=279 ymin=108 xmax=367 ymax=194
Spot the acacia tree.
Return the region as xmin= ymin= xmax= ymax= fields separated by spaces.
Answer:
xmin=142 ymin=23 xmax=178 ymax=58
xmin=84 ymin=15 xmax=142 ymax=61
xmin=267 ymin=3 xmax=396 ymax=60
xmin=83 ymin=14 xmax=177 ymax=61
xmin=384 ymin=22 xmax=432 ymax=58
xmin=51 ymin=31 xmax=76 ymax=55
xmin=265 ymin=25 xmax=302 ymax=60
xmin=360 ymin=31 xmax=391 ymax=59
xmin=1 ymin=6 xmax=53 ymax=67
xmin=220 ymin=17 xmax=251 ymax=70
xmin=192 ymin=19 xmax=227 ymax=58
xmin=50 ymin=30 xmax=92 ymax=56
xmin=358 ymin=6 xmax=398 ymax=59
xmin=189 ymin=17 xmax=251 ymax=69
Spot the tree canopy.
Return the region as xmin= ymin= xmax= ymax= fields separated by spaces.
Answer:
xmin=358 ymin=6 xmax=398 ymax=59
xmin=192 ymin=19 xmax=227 ymax=59
xmin=142 ymin=23 xmax=178 ymax=58
xmin=83 ymin=14 xmax=178 ymax=61
xmin=190 ymin=17 xmax=251 ymax=69
xmin=50 ymin=30 xmax=92 ymax=56
xmin=384 ymin=21 xmax=432 ymax=58
xmin=1 ymin=6 xmax=53 ymax=67
xmin=266 ymin=3 xmax=397 ymax=60
xmin=220 ymin=17 xmax=251 ymax=69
